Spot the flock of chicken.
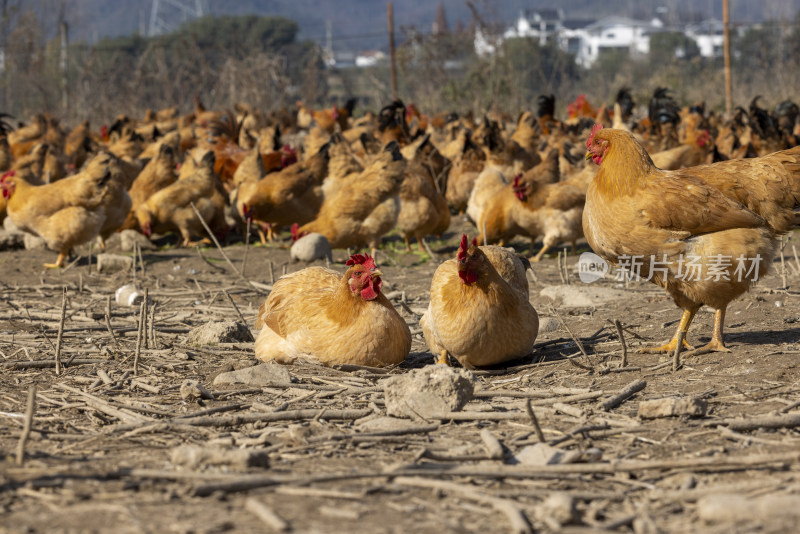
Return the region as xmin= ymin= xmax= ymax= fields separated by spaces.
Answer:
xmin=2 ymin=87 xmax=800 ymax=368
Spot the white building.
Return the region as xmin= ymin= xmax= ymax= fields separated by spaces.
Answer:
xmin=355 ymin=50 xmax=386 ymax=67
xmin=685 ymin=19 xmax=725 ymax=58
xmin=504 ymin=9 xmax=565 ymax=46
xmin=477 ymin=13 xmax=741 ymax=67
xmin=575 ymin=16 xmax=665 ymax=67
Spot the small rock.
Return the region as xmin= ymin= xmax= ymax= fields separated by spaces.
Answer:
xmin=24 ymin=233 xmax=47 ymax=251
xmin=3 ymin=217 xmax=23 ymax=234
xmin=290 ymin=233 xmax=332 ymax=263
xmin=539 ymin=284 xmax=628 ymax=308
xmin=356 ymin=416 xmax=426 ymax=432
xmin=115 ymin=284 xmax=144 ymax=306
xmin=0 ymin=229 xmax=24 ymax=250
xmin=171 ymin=445 xmax=269 ymax=471
xmin=113 ymin=229 xmax=157 ymax=252
xmin=212 ymin=362 xmax=292 ymax=386
xmin=537 ymin=317 xmax=561 ymax=334
xmin=638 ymin=396 xmax=707 ymax=419
xmin=97 ymin=253 xmax=133 ymax=273
xmin=537 ymin=493 xmax=578 ymax=530
xmin=697 ymin=494 xmax=800 ymax=524
xmin=187 ymin=320 xmax=253 ymax=346
xmin=515 ymin=443 xmax=601 ymax=465
xmin=382 ymin=365 xmax=474 ymax=419
xmin=180 ymin=379 xmax=214 ymax=401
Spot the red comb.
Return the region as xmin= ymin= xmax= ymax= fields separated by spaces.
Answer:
xmin=346 ymin=253 xmax=377 ymax=270
xmin=587 ymin=123 xmax=604 ymax=149
xmin=457 ymin=234 xmax=470 ymax=262
xmin=1 ymin=170 xmax=15 ymax=181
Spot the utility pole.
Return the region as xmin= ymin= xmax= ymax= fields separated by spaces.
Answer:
xmin=60 ymin=19 xmax=69 ymax=114
xmin=723 ymin=0 xmax=732 ymax=117
xmin=387 ymin=2 xmax=397 ymax=100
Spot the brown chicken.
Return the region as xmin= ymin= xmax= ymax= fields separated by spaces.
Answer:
xmin=234 ymin=143 xmax=331 ymax=242
xmin=471 ymin=151 xmax=584 ymax=261
xmin=297 ymin=141 xmax=406 ymax=254
xmin=421 ymin=234 xmax=539 ymax=368
xmin=136 ymin=151 xmax=228 ymax=246
xmin=650 ymin=114 xmax=712 ymax=170
xmin=444 ymin=129 xmax=486 ymax=213
xmin=396 ymin=135 xmax=451 ymax=251
xmin=1 ymin=153 xmax=123 ymax=267
xmin=122 ymin=144 xmax=177 ymax=231
xmin=8 ymin=114 xmax=47 ymax=159
xmin=584 ymin=125 xmax=800 ymax=362
xmin=254 ymin=253 xmax=411 ymax=366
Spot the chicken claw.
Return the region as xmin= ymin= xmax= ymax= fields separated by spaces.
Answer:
xmin=685 ymin=309 xmax=731 ymax=356
xmin=637 ymin=338 xmax=694 ymax=354
xmin=637 ymin=308 xmax=697 ymax=354
xmin=43 ymin=253 xmax=66 ymax=269
xmin=436 ymin=350 xmax=450 ymax=366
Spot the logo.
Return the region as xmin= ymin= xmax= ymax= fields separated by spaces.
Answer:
xmin=578 ymin=252 xmax=608 ymax=283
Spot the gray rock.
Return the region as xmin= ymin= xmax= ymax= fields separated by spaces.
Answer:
xmin=515 ymin=443 xmax=602 ymax=466
xmin=697 ymin=494 xmax=800 ymax=524
xmin=537 ymin=317 xmax=561 ymax=334
xmin=213 ymin=362 xmax=292 ymax=386
xmin=536 ymin=493 xmax=579 ymax=529
xmin=179 ymin=379 xmax=214 ymax=401
xmin=290 ymin=232 xmax=332 ymax=263
xmin=382 ymin=365 xmax=475 ymax=419
xmin=171 ymin=445 xmax=269 ymax=471
xmin=0 ymin=229 xmax=24 ymax=250
xmin=638 ymin=396 xmax=708 ymax=419
xmin=96 ymin=253 xmax=133 ymax=273
xmin=187 ymin=320 xmax=253 ymax=346
xmin=23 ymin=233 xmax=47 ymax=251
xmin=3 ymin=217 xmax=23 ymax=234
xmin=356 ymin=416 xmax=425 ymax=432
xmin=539 ymin=284 xmax=628 ymax=308
xmin=118 ymin=229 xmax=157 ymax=252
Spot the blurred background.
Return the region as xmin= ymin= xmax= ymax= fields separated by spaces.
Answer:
xmin=1 ymin=0 xmax=799 ymax=123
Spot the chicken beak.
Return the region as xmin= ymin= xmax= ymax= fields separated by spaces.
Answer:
xmin=585 ymin=151 xmax=593 ymax=160
xmin=371 ymin=269 xmax=383 ymax=279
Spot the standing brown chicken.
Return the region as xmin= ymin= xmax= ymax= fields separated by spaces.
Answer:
xmin=584 ymin=125 xmax=800 ymax=360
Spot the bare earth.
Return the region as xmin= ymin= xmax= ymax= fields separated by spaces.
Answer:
xmin=2 ymin=218 xmax=800 ymax=533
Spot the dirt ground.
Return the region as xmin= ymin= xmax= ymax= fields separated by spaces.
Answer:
xmin=2 ymin=217 xmax=800 ymax=533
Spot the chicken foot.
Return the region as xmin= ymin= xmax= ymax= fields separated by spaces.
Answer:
xmin=638 ymin=308 xmax=698 ymax=353
xmin=43 ymin=252 xmax=67 ymax=269
xmin=436 ymin=350 xmax=449 ymax=365
xmin=686 ymin=308 xmax=732 ymax=356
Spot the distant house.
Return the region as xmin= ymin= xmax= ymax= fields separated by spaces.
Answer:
xmin=474 ymin=26 xmax=502 ymax=57
xmin=355 ymin=50 xmax=386 ymax=67
xmin=575 ymin=16 xmax=665 ymax=66
xmin=685 ymin=19 xmax=725 ymax=58
xmin=504 ymin=9 xmax=565 ymax=46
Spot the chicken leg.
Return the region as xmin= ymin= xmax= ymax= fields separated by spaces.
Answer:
xmin=44 ymin=252 xmax=66 ymax=269
xmin=638 ymin=308 xmax=698 ymax=353
xmin=531 ymin=244 xmax=550 ymax=262
xmin=436 ymin=350 xmax=449 ymax=365
xmin=687 ymin=308 xmax=732 ymax=355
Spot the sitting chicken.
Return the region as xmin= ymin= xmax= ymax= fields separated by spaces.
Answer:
xmin=1 ymin=153 xmax=123 ymax=268
xmin=584 ymin=125 xmax=800 ymax=358
xmin=421 ymin=235 xmax=539 ymax=368
xmin=254 ymin=253 xmax=411 ymax=366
